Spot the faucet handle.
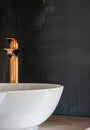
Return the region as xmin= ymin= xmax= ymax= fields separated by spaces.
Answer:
xmin=6 ymin=38 xmax=17 ymax=43
xmin=6 ymin=38 xmax=18 ymax=50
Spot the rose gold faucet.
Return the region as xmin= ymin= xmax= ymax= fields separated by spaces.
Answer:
xmin=4 ymin=38 xmax=19 ymax=83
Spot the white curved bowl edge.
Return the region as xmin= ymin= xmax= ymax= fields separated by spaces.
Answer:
xmin=0 ymin=83 xmax=64 ymax=130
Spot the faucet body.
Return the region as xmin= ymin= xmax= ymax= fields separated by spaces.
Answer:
xmin=4 ymin=38 xmax=19 ymax=83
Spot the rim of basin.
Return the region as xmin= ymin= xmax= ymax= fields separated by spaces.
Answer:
xmin=0 ymin=83 xmax=64 ymax=92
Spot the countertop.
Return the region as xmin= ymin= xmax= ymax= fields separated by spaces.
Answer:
xmin=37 ymin=115 xmax=90 ymax=130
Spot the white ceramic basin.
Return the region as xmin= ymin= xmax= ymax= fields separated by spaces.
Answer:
xmin=0 ymin=83 xmax=64 ymax=130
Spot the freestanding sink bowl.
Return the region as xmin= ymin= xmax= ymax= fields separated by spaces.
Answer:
xmin=0 ymin=83 xmax=63 ymax=130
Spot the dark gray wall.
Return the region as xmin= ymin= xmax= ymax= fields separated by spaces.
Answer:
xmin=0 ymin=0 xmax=90 ymax=116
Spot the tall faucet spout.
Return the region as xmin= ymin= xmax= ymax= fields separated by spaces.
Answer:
xmin=4 ymin=38 xmax=19 ymax=83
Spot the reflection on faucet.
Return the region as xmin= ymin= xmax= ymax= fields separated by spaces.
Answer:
xmin=4 ymin=38 xmax=19 ymax=83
